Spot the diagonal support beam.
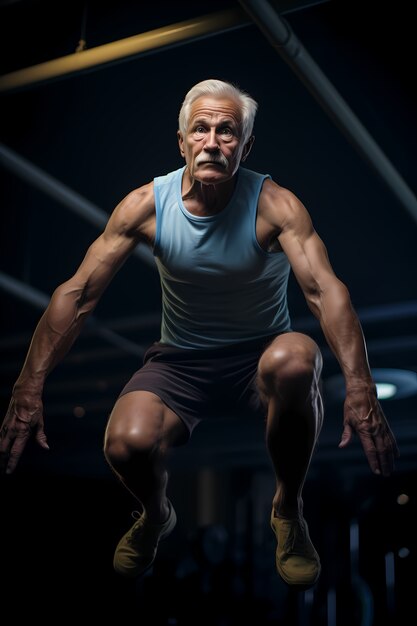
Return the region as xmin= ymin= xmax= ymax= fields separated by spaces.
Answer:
xmin=0 ymin=142 xmax=156 ymax=268
xmin=239 ymin=0 xmax=417 ymax=226
xmin=0 ymin=270 xmax=146 ymax=357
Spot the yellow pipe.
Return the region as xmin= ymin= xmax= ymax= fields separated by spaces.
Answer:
xmin=0 ymin=8 xmax=246 ymax=92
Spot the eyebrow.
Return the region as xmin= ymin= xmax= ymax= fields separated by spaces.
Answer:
xmin=191 ymin=118 xmax=237 ymax=128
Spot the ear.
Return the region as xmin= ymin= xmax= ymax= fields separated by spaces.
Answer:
xmin=177 ymin=130 xmax=185 ymax=158
xmin=241 ymin=135 xmax=255 ymax=162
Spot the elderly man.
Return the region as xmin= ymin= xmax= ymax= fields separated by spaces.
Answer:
xmin=0 ymin=79 xmax=398 ymax=589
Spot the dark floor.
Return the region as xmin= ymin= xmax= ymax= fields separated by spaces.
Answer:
xmin=1 ymin=457 xmax=414 ymax=626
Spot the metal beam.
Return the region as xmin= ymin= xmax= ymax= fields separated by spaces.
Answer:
xmin=0 ymin=270 xmax=146 ymax=357
xmin=0 ymin=142 xmax=156 ymax=268
xmin=0 ymin=9 xmax=246 ymax=92
xmin=239 ymin=0 xmax=417 ymax=226
xmin=0 ymin=2 xmax=327 ymax=93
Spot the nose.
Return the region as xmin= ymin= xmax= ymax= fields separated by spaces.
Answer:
xmin=203 ymin=128 xmax=220 ymax=152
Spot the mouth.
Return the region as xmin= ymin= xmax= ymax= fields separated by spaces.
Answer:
xmin=198 ymin=160 xmax=225 ymax=167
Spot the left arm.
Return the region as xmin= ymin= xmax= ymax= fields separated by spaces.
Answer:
xmin=260 ymin=180 xmax=399 ymax=475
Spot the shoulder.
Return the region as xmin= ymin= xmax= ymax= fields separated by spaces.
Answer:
xmin=107 ymin=181 xmax=156 ymax=238
xmin=240 ymin=167 xmax=298 ymax=208
xmin=259 ymin=178 xmax=310 ymax=230
xmin=260 ymin=178 xmax=300 ymax=210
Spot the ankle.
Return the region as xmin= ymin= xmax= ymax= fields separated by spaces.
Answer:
xmin=146 ymin=499 xmax=170 ymax=525
xmin=272 ymin=497 xmax=303 ymax=519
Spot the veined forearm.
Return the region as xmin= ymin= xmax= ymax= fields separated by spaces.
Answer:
xmin=311 ymin=282 xmax=375 ymax=391
xmin=14 ymin=282 xmax=95 ymax=394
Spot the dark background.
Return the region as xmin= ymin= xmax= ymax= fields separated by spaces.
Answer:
xmin=0 ymin=1 xmax=416 ymax=624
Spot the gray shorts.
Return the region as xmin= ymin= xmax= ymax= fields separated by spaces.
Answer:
xmin=118 ymin=334 xmax=280 ymax=437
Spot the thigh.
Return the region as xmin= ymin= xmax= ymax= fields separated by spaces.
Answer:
xmin=226 ymin=334 xmax=278 ymax=418
xmin=117 ymin=342 xmax=219 ymax=435
xmin=105 ymin=390 xmax=189 ymax=449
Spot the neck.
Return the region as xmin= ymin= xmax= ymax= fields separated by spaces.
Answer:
xmin=181 ymin=168 xmax=237 ymax=216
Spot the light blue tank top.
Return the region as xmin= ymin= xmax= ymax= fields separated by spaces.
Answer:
xmin=153 ymin=165 xmax=291 ymax=349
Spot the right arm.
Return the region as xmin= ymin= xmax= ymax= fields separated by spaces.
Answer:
xmin=0 ymin=182 xmax=155 ymax=474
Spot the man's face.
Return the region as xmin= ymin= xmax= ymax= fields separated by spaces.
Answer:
xmin=178 ymin=96 xmax=253 ymax=185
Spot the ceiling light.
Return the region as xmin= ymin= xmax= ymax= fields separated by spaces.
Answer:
xmin=324 ymin=369 xmax=417 ymax=402
xmin=376 ymin=383 xmax=397 ymax=399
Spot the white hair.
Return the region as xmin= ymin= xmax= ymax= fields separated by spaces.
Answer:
xmin=178 ymin=79 xmax=258 ymax=144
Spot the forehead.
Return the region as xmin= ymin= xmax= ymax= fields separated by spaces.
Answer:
xmin=188 ymin=96 xmax=242 ymax=125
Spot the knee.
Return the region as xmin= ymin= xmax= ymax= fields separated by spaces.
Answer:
xmin=258 ymin=336 xmax=322 ymax=395
xmin=104 ymin=426 xmax=163 ymax=472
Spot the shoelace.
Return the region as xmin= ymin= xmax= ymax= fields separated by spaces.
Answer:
xmin=127 ymin=510 xmax=146 ymax=543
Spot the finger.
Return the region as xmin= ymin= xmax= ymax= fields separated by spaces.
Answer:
xmin=6 ymin=432 xmax=31 ymax=475
xmin=0 ymin=448 xmax=11 ymax=473
xmin=338 ymin=423 xmax=353 ymax=448
xmin=378 ymin=454 xmax=394 ymax=477
xmin=0 ymin=429 xmax=12 ymax=454
xmin=0 ymin=431 xmax=13 ymax=473
xmin=35 ymin=427 xmax=49 ymax=450
xmin=375 ymin=432 xmax=396 ymax=477
xmin=358 ymin=432 xmax=380 ymax=475
xmin=387 ymin=428 xmax=400 ymax=459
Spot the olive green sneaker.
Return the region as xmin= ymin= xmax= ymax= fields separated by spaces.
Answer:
xmin=270 ymin=509 xmax=321 ymax=589
xmin=113 ymin=500 xmax=177 ymax=578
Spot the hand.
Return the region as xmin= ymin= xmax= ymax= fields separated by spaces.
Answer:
xmin=0 ymin=394 xmax=49 ymax=475
xmin=338 ymin=387 xmax=400 ymax=476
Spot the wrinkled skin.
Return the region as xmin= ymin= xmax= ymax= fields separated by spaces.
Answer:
xmin=339 ymin=387 xmax=399 ymax=476
xmin=0 ymin=392 xmax=49 ymax=475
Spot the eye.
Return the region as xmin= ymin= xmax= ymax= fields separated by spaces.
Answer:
xmin=220 ymin=127 xmax=233 ymax=137
xmin=194 ymin=126 xmax=206 ymax=134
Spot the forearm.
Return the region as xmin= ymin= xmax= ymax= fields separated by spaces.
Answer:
xmin=315 ymin=282 xmax=400 ymax=475
xmin=14 ymin=281 xmax=95 ymax=395
xmin=311 ymin=281 xmax=375 ymax=392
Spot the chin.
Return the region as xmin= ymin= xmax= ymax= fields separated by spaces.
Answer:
xmin=195 ymin=169 xmax=233 ymax=185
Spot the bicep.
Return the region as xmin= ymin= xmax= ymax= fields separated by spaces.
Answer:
xmin=261 ymin=180 xmax=339 ymax=295
xmin=59 ymin=187 xmax=152 ymax=302
xmin=67 ymin=229 xmax=137 ymax=301
xmin=278 ymin=204 xmax=341 ymax=301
